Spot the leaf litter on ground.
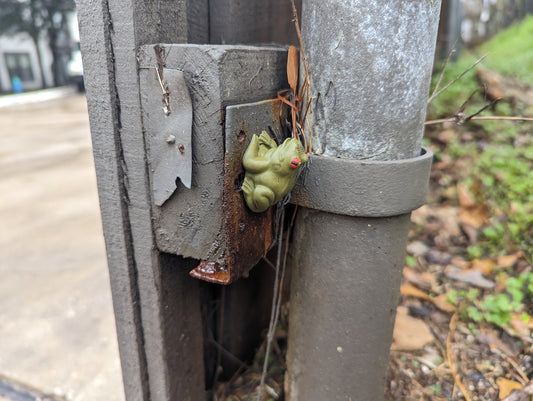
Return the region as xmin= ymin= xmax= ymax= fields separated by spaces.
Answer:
xmin=387 ymin=16 xmax=533 ymax=401
xmin=212 ymin=15 xmax=533 ymax=401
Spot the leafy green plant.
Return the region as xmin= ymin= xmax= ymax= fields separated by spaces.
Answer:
xmin=473 ymin=143 xmax=533 ymax=262
xmin=447 ymin=272 xmax=533 ymax=329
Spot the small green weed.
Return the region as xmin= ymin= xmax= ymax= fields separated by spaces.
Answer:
xmin=429 ymin=383 xmax=442 ymax=396
xmin=474 ymin=144 xmax=533 ymax=262
xmin=447 ymin=272 xmax=533 ymax=329
xmin=405 ymin=255 xmax=417 ymax=267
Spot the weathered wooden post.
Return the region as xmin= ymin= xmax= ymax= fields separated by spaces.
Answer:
xmin=77 ymin=1 xmax=298 ymax=399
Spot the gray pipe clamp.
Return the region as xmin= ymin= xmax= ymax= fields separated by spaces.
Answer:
xmin=291 ymin=147 xmax=433 ymax=217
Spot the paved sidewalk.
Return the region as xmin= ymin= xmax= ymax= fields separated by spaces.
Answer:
xmin=0 ymin=93 xmax=125 ymax=401
xmin=0 ymin=86 xmax=77 ymax=109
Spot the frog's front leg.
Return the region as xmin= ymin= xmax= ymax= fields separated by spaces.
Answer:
xmin=243 ymin=134 xmax=270 ymax=173
xmin=242 ymin=178 xmax=276 ymax=213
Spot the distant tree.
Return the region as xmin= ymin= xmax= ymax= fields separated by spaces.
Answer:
xmin=0 ymin=0 xmax=76 ymax=88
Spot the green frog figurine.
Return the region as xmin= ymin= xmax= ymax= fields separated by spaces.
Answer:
xmin=242 ymin=131 xmax=308 ymax=213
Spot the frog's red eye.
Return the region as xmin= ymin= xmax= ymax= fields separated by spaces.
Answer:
xmin=290 ymin=158 xmax=300 ymax=169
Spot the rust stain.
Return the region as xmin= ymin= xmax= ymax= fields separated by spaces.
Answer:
xmin=189 ymin=262 xmax=231 ymax=284
xmin=189 ymin=100 xmax=282 ymax=284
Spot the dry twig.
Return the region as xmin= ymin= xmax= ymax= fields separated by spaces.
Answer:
xmin=427 ymin=53 xmax=490 ymax=104
xmin=425 ymin=115 xmax=533 ymax=125
xmin=430 ymin=39 xmax=458 ymax=100
xmin=446 ymin=313 xmax=473 ymax=401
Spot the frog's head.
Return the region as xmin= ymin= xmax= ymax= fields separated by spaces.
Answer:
xmin=273 ymin=137 xmax=308 ymax=175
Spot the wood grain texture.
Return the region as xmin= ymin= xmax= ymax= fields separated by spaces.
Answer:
xmin=78 ymin=1 xmax=206 ymax=400
xmin=139 ymin=45 xmax=288 ymax=262
xmin=77 ymin=1 xmax=149 ymax=400
xmin=79 ymin=1 xmax=300 ymax=399
xmin=209 ymin=0 xmax=301 ymax=45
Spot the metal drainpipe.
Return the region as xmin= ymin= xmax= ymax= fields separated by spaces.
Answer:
xmin=286 ymin=1 xmax=442 ymax=400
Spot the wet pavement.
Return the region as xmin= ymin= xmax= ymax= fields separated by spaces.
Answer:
xmin=0 ymin=91 xmax=125 ymax=401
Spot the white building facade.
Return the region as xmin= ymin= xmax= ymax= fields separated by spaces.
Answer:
xmin=0 ymin=12 xmax=79 ymax=93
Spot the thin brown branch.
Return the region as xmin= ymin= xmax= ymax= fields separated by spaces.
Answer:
xmin=469 ymin=115 xmax=533 ymax=121
xmin=290 ymin=0 xmax=309 ymax=86
xmin=425 ymin=115 xmax=533 ymax=125
xmin=427 ymin=52 xmax=490 ymax=104
xmin=430 ymin=39 xmax=458 ymax=100
xmin=290 ymin=0 xmax=313 ymax=153
xmin=446 ymin=313 xmax=473 ymax=401
xmin=464 ymin=97 xmax=501 ymax=122
xmin=256 ymin=208 xmax=285 ymax=401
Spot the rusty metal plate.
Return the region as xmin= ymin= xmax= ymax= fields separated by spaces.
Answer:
xmin=189 ymin=99 xmax=287 ymax=284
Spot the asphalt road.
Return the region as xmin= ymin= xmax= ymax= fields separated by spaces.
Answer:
xmin=0 ymin=93 xmax=124 ymax=401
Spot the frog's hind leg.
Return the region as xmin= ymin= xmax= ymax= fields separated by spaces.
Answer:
xmin=243 ymin=182 xmax=275 ymax=213
xmin=258 ymin=131 xmax=277 ymax=149
xmin=241 ymin=176 xmax=254 ymax=198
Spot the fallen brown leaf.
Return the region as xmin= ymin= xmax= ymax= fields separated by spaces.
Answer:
xmin=497 ymin=377 xmax=523 ymax=399
xmin=286 ymin=45 xmax=299 ymax=93
xmin=391 ymin=306 xmax=434 ymax=351
xmin=433 ymin=160 xmax=453 ymax=170
xmin=501 ymin=380 xmax=533 ymax=401
xmin=477 ymin=67 xmax=533 ymax=108
xmin=497 ymin=253 xmax=522 ymax=268
xmin=451 ymin=257 xmax=471 ymax=269
xmin=462 ymin=223 xmax=479 ymax=244
xmin=437 ymin=129 xmax=455 ymax=145
xmin=447 ymin=313 xmax=473 ymax=401
xmin=431 ymin=293 xmax=455 ymax=313
xmin=402 ymin=267 xmax=435 ymax=291
xmin=509 ymin=313 xmax=533 ymax=338
xmin=400 ymin=282 xmax=431 ymax=301
xmin=457 ymin=183 xmax=476 ymax=207
xmin=471 ymin=258 xmax=497 ymax=275
xmin=459 ymin=203 xmax=489 ymax=229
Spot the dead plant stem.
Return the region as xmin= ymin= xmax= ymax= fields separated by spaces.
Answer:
xmin=425 ymin=116 xmax=533 ymax=125
xmin=256 ymin=207 xmax=285 ymax=401
xmin=427 ymin=53 xmax=489 ymax=104
xmin=446 ymin=313 xmax=473 ymax=401
xmin=430 ymin=39 xmax=458 ymax=100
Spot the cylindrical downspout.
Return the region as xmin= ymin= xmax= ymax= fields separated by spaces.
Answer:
xmin=286 ymin=1 xmax=442 ymax=400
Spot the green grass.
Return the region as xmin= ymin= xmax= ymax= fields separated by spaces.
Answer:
xmin=427 ymin=16 xmax=533 ymax=267
xmin=428 ymin=15 xmax=533 ymax=118
xmin=477 ymin=14 xmax=533 ymax=85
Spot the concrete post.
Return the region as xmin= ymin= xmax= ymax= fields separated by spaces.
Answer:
xmin=286 ymin=1 xmax=442 ymax=400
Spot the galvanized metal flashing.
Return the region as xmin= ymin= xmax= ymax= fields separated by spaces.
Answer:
xmin=147 ymin=68 xmax=193 ymax=206
xmin=291 ymin=147 xmax=433 ymax=217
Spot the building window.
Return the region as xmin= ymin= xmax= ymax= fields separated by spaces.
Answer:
xmin=4 ymin=52 xmax=35 ymax=82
